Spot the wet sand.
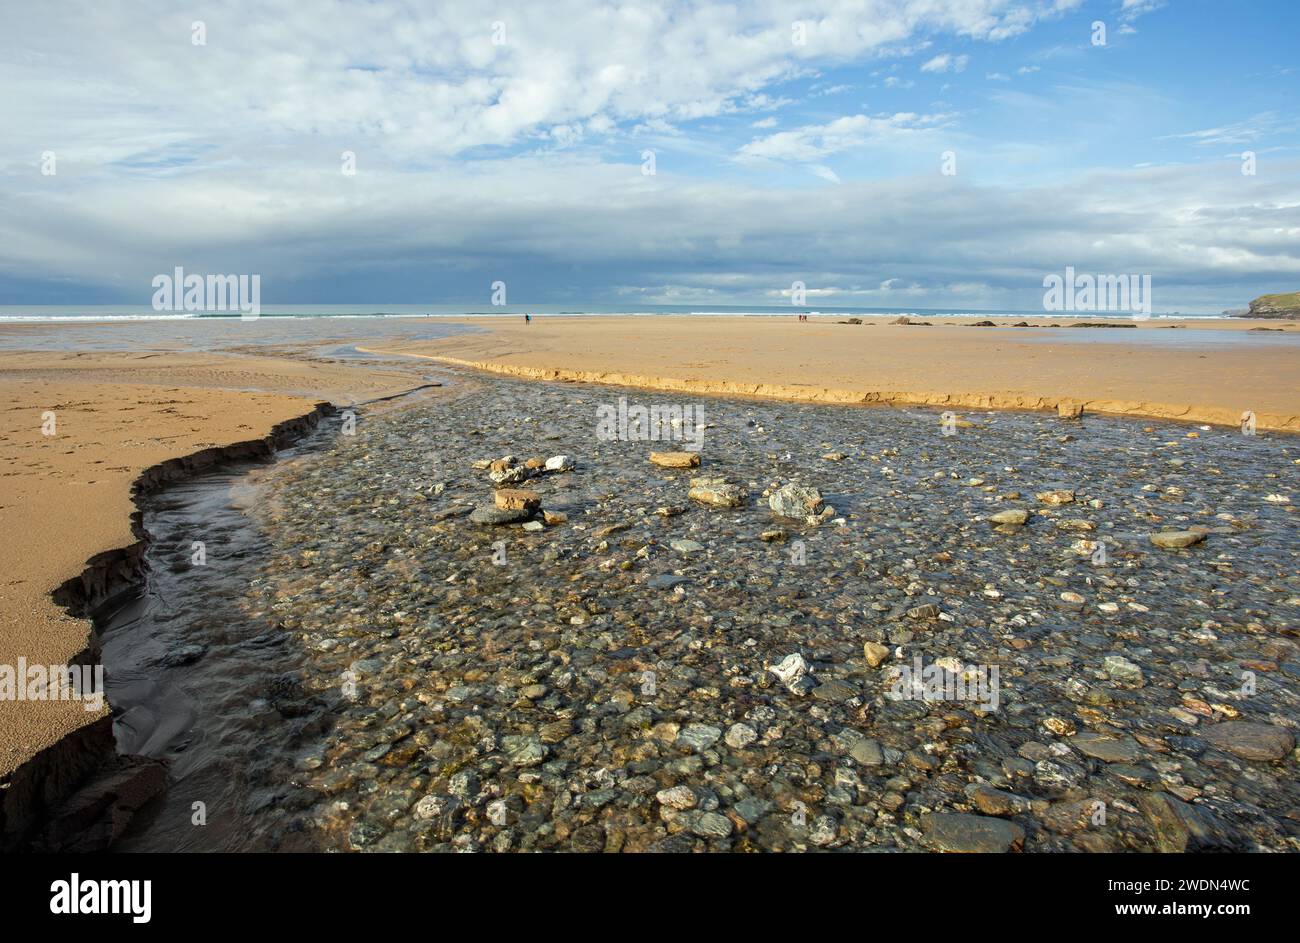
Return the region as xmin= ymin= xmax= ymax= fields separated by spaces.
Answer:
xmin=366 ymin=315 xmax=1300 ymax=432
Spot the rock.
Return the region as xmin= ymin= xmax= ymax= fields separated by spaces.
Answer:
xmin=469 ymin=506 xmax=531 ymax=525
xmin=1036 ymin=489 xmax=1075 ymax=505
xmin=488 ymin=456 xmax=533 ymax=485
xmin=670 ymin=539 xmax=705 ymax=554
xmin=769 ymin=482 xmax=824 ymax=519
xmin=1150 ymin=530 xmax=1205 ymax=549
xmin=493 ymin=488 xmax=540 ymax=511
xmin=648 ymin=574 xmax=688 ymax=590
xmin=677 ymin=723 xmax=723 ymax=751
xmin=1059 ymin=591 xmax=1086 ymax=609
xmin=501 ymin=734 xmax=546 ymax=767
xmin=448 ymin=770 xmax=479 ymax=797
xmin=1139 ymin=793 xmax=1247 ymax=852
xmin=542 ymin=510 xmax=567 ymax=525
xmin=414 ymin=794 xmax=452 ymax=821
xmin=1103 ymin=655 xmax=1144 ymax=686
xmin=688 ymin=476 xmax=745 ymax=508
xmin=1198 ymin=721 xmax=1294 ymax=761
xmin=920 ymin=812 xmax=1025 ymax=853
xmin=691 ymin=811 xmax=734 ymax=839
xmin=1070 ymin=731 xmax=1141 ymax=763
xmin=862 ymin=641 xmax=890 ymax=668
xmin=1041 ymin=716 xmax=1076 ymax=737
xmin=1057 ymin=402 xmax=1083 ymax=419
xmin=966 ymin=785 xmax=1029 ymax=817
xmin=989 ymin=509 xmax=1029 ymax=525
xmin=811 ymin=679 xmax=857 ymax=703
xmin=724 ymin=723 xmax=758 ymax=749
xmin=521 ymin=520 xmax=544 ymax=532
xmin=821 ymin=451 xmax=846 ymax=461
xmin=655 ymin=785 xmax=698 ymax=810
xmin=760 ymin=529 xmax=786 ymax=542
xmin=907 ymin=603 xmax=940 ymax=620
xmin=766 ymin=652 xmax=814 ymax=695
xmin=157 ymin=643 xmax=206 ymax=667
xmin=649 ymin=451 xmax=701 ymax=468
xmin=544 ymin=454 xmax=572 ymax=472
xmin=733 ymin=797 xmax=771 ymax=824
xmin=849 ymin=738 xmax=884 ymax=766
xmin=808 ymin=815 xmax=837 ymax=846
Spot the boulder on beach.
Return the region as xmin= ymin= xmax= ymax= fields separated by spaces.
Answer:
xmin=494 ymin=488 xmax=540 ymax=512
xmin=649 ymin=451 xmax=701 ymax=469
xmin=1035 ymin=489 xmax=1075 ymax=505
xmin=1150 ymin=530 xmax=1205 ymax=549
xmin=469 ymin=506 xmax=532 ymax=525
xmin=688 ymin=476 xmax=745 ymax=508
xmin=989 ymin=509 xmax=1029 ymax=526
xmin=769 ymin=482 xmax=823 ymax=519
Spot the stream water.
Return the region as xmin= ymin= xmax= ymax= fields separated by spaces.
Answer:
xmin=106 ymin=369 xmax=1299 ymax=852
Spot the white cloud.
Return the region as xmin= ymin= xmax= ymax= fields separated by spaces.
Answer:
xmin=0 ymin=0 xmax=1081 ymax=167
xmin=1162 ymin=112 xmax=1295 ymax=147
xmin=736 ymin=113 xmax=949 ymax=162
xmin=921 ymin=53 xmax=970 ymax=73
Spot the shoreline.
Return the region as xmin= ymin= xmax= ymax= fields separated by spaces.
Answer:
xmin=362 ymin=316 xmax=1300 ymax=433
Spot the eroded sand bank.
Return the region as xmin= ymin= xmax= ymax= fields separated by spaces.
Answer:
xmin=0 ymin=348 xmax=434 ymax=845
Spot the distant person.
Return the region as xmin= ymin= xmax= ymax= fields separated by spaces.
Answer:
xmin=525 ymin=313 xmax=531 ymax=323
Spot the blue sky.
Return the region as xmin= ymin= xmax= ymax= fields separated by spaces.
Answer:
xmin=1 ymin=0 xmax=1297 ymax=312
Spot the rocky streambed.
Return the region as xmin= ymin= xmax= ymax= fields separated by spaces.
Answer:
xmin=123 ymin=369 xmax=1299 ymax=852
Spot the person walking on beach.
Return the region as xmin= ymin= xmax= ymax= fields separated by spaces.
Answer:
xmin=524 ymin=313 xmax=531 ymax=323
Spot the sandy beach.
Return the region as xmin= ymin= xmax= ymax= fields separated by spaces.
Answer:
xmin=368 ymin=315 xmax=1300 ymax=432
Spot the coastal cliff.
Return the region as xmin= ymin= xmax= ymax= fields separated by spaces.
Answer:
xmin=1233 ymin=292 xmax=1300 ymax=319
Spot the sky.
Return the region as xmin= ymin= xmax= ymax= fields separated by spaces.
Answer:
xmin=0 ymin=0 xmax=1297 ymax=313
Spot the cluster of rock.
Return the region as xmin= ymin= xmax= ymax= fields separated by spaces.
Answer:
xmin=468 ymin=454 xmax=572 ymax=527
